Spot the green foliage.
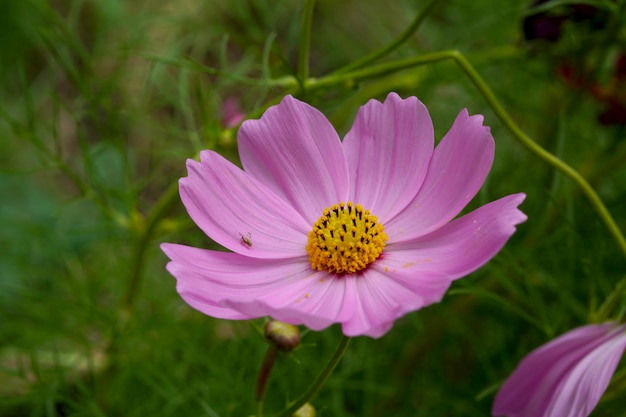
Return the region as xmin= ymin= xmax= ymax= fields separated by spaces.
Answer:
xmin=1 ymin=0 xmax=625 ymax=416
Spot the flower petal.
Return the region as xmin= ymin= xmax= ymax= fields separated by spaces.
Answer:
xmin=492 ymin=323 xmax=626 ymax=417
xmin=238 ymin=95 xmax=349 ymax=223
xmin=180 ymin=150 xmax=310 ymax=258
xmin=342 ymin=93 xmax=434 ymax=222
xmin=163 ymin=242 xmax=356 ymax=331
xmin=385 ymin=109 xmax=495 ymax=241
xmin=372 ymin=254 xmax=454 ymax=305
xmin=386 ymin=193 xmax=527 ymax=278
xmin=163 ymin=242 xmax=446 ymax=338
xmin=339 ymin=268 xmax=451 ymax=338
xmin=162 ymin=243 xmax=316 ymax=318
xmin=229 ymin=267 xmax=448 ymax=338
xmin=551 ymin=330 xmax=626 ymax=416
xmin=493 ymin=324 xmax=614 ymax=416
xmin=226 ymin=271 xmax=352 ymax=332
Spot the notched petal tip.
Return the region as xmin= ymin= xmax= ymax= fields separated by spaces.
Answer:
xmin=344 ymin=91 xmax=434 ymax=222
xmin=383 ymin=91 xmax=411 ymax=104
xmin=453 ymin=108 xmax=492 ymax=140
xmin=237 ymin=93 xmax=349 ymax=222
xmin=385 ymin=106 xmax=498 ymax=240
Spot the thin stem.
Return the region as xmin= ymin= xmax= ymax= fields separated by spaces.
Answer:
xmin=306 ymin=51 xmax=453 ymax=90
xmin=274 ymin=335 xmax=351 ymax=417
xmin=256 ymin=346 xmax=278 ymax=417
xmin=297 ymin=0 xmax=316 ymax=87
xmin=333 ymin=0 xmax=439 ymax=75
xmin=592 ymin=276 xmax=626 ymax=322
xmin=123 ymin=180 xmax=180 ymax=312
xmin=447 ymin=50 xmax=626 ymax=259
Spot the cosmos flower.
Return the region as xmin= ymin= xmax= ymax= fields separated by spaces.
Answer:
xmin=492 ymin=322 xmax=626 ymax=417
xmin=221 ymin=97 xmax=246 ymax=128
xmin=161 ymin=93 xmax=526 ymax=338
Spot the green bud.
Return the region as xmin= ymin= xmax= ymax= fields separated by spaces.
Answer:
xmin=264 ymin=320 xmax=300 ymax=352
xmin=292 ymin=402 xmax=315 ymax=417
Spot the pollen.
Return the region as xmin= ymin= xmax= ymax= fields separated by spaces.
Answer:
xmin=306 ymin=202 xmax=388 ymax=274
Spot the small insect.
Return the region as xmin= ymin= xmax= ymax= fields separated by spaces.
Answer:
xmin=239 ymin=232 xmax=253 ymax=248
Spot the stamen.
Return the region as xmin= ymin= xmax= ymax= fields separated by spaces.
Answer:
xmin=306 ymin=202 xmax=388 ymax=274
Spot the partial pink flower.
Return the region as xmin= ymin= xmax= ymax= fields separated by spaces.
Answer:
xmin=493 ymin=322 xmax=626 ymax=417
xmin=161 ymin=93 xmax=527 ymax=338
xmin=221 ymin=97 xmax=246 ymax=128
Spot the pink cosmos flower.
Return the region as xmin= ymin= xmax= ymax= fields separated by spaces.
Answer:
xmin=221 ymin=97 xmax=246 ymax=128
xmin=161 ymin=93 xmax=527 ymax=338
xmin=492 ymin=322 xmax=626 ymax=417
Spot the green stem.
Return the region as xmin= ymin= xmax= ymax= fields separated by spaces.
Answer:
xmin=274 ymin=335 xmax=351 ymax=417
xmin=333 ymin=0 xmax=439 ymax=74
xmin=593 ymin=276 xmax=626 ymax=322
xmin=447 ymin=50 xmax=626 ymax=259
xmin=297 ymin=0 xmax=316 ymax=88
xmin=306 ymin=51 xmax=453 ymax=90
xmin=122 ymin=180 xmax=180 ymax=313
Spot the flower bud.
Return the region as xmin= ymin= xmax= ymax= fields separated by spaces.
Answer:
xmin=292 ymin=402 xmax=315 ymax=417
xmin=264 ymin=320 xmax=300 ymax=352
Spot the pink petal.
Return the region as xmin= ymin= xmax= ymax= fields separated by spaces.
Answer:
xmin=493 ymin=324 xmax=613 ymax=415
xmin=338 ymin=268 xmax=450 ymax=338
xmin=551 ymin=332 xmax=626 ymax=416
xmin=235 ymin=267 xmax=448 ymax=338
xmin=371 ymin=254 xmax=454 ymax=305
xmin=385 ymin=109 xmax=495 ymax=242
xmin=180 ymin=150 xmax=310 ymax=258
xmin=163 ymin=242 xmax=354 ymax=331
xmin=162 ymin=243 xmax=317 ymax=318
xmin=162 ymin=243 xmax=446 ymax=338
xmin=342 ymin=93 xmax=434 ymax=222
xmin=226 ymin=271 xmax=352 ymax=332
xmin=162 ymin=194 xmax=525 ymax=339
xmin=238 ymin=95 xmax=349 ymax=223
xmin=386 ymin=193 xmax=527 ymax=279
xmin=492 ymin=323 xmax=626 ymax=417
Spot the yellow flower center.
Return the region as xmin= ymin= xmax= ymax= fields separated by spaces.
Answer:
xmin=306 ymin=202 xmax=388 ymax=274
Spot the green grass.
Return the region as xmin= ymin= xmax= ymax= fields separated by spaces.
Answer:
xmin=2 ymin=0 xmax=626 ymax=416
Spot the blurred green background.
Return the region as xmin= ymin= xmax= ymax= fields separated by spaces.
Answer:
xmin=1 ymin=0 xmax=626 ymax=416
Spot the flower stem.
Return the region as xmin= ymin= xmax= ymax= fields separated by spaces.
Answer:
xmin=123 ymin=180 xmax=180 ymax=313
xmin=446 ymin=50 xmax=626 ymax=259
xmin=274 ymin=335 xmax=351 ymax=417
xmin=297 ymin=0 xmax=316 ymax=89
xmin=256 ymin=346 xmax=279 ymax=417
xmin=333 ymin=0 xmax=439 ymax=75
xmin=306 ymin=51 xmax=454 ymax=89
xmin=592 ymin=276 xmax=626 ymax=322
